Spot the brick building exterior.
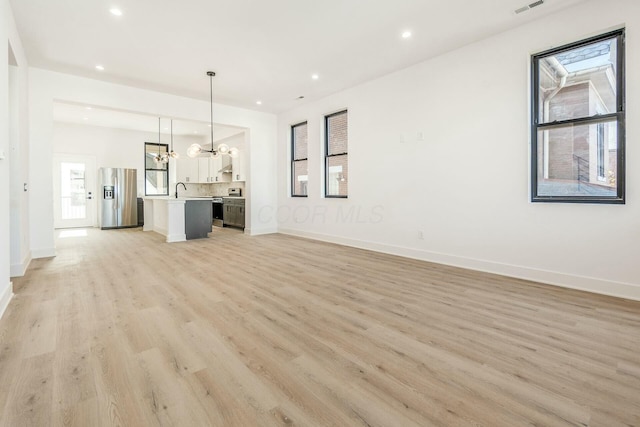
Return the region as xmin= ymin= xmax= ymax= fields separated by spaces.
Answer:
xmin=537 ymin=41 xmax=617 ymax=197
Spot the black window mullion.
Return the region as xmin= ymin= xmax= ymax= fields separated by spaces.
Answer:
xmin=324 ymin=110 xmax=348 ymax=197
xmin=291 ymin=122 xmax=308 ymax=197
xmin=531 ymin=29 xmax=624 ymax=204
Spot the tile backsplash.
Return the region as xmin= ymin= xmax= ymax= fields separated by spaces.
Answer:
xmin=180 ymin=182 xmax=245 ymax=197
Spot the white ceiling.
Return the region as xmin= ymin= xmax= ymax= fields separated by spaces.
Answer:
xmin=53 ymin=101 xmax=245 ymax=140
xmin=11 ymin=0 xmax=587 ymax=113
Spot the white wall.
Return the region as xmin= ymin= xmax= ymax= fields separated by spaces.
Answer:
xmin=29 ymin=69 xmax=278 ymax=257
xmin=2 ymin=0 xmax=29 ymax=316
xmin=53 ymin=121 xmax=206 ymax=200
xmin=276 ymin=0 xmax=640 ymax=300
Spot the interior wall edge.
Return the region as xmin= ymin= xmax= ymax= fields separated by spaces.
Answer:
xmin=9 ymin=251 xmax=31 ymax=278
xmin=278 ymin=227 xmax=640 ymax=302
xmin=0 ymin=281 xmax=14 ymax=321
xmin=246 ymin=226 xmax=278 ymax=236
xmin=30 ymin=247 xmax=56 ymax=259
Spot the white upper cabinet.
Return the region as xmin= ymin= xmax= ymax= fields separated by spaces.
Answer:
xmin=232 ymin=149 xmax=246 ymax=182
xmin=177 ymin=157 xmax=199 ymax=184
xmin=198 ymin=157 xmax=211 ymax=183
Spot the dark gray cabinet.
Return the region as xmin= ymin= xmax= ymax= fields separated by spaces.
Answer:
xmin=223 ymin=198 xmax=245 ymax=229
xmin=185 ymin=200 xmax=212 ymax=239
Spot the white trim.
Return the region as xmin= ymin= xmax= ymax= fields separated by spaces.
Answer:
xmin=0 ymin=283 xmax=14 ymax=320
xmin=166 ymin=233 xmax=186 ymax=243
xmin=278 ymin=228 xmax=640 ymax=302
xmin=31 ymin=247 xmax=56 ymax=259
xmin=10 ymin=251 xmax=32 ymax=277
xmin=247 ymin=226 xmax=278 ymax=236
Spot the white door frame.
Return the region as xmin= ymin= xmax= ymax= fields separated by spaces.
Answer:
xmin=53 ymin=154 xmax=97 ymax=229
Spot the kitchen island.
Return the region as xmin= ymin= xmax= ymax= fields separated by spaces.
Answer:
xmin=143 ymin=197 xmax=212 ymax=242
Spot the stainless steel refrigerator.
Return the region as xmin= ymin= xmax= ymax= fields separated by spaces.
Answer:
xmin=99 ymin=168 xmax=138 ymax=229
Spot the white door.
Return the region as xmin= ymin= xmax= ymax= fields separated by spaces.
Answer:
xmin=53 ymin=155 xmax=97 ymax=228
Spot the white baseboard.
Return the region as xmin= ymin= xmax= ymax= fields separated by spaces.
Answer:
xmin=166 ymin=233 xmax=186 ymax=243
xmin=31 ymin=247 xmax=56 ymax=259
xmin=0 ymin=282 xmax=14 ymax=320
xmin=278 ymin=228 xmax=640 ymax=302
xmin=247 ymin=226 xmax=278 ymax=236
xmin=10 ymin=251 xmax=32 ymax=277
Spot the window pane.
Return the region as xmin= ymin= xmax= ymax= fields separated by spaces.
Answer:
xmin=293 ymin=123 xmax=308 ymax=160
xmin=145 ymin=171 xmax=169 ymax=195
xmin=145 ymin=143 xmax=168 ymax=170
xmin=60 ymin=162 xmax=86 ymax=220
xmin=536 ymin=121 xmax=617 ymax=198
xmin=538 ymin=36 xmax=617 ymax=124
xmin=292 ymin=160 xmax=308 ymax=196
xmin=327 ymin=154 xmax=348 ymax=197
xmin=327 ymin=111 xmax=348 ymax=155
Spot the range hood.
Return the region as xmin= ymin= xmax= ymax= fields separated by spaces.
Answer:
xmin=218 ymin=163 xmax=233 ymax=174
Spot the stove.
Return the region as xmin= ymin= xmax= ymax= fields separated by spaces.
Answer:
xmin=212 ymin=197 xmax=224 ymax=227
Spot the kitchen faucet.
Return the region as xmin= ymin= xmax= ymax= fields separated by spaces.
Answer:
xmin=175 ymin=182 xmax=187 ymax=198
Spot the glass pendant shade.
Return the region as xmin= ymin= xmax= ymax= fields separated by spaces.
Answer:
xmin=217 ymin=143 xmax=229 ymax=155
xmin=228 ymin=147 xmax=239 ymax=158
xmin=210 ymin=150 xmax=221 ymax=159
xmin=170 ymin=151 xmax=179 ymax=159
xmin=187 ymin=143 xmax=202 ymax=158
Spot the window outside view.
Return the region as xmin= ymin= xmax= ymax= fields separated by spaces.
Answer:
xmin=60 ymin=162 xmax=86 ymax=220
xmin=533 ymin=31 xmax=623 ymax=202
xmin=292 ymin=122 xmax=308 ymax=196
xmin=325 ymin=111 xmax=348 ymax=197
xmin=145 ymin=143 xmax=169 ymax=196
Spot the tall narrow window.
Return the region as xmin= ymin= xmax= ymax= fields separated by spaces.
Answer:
xmin=531 ymin=29 xmax=625 ymax=203
xmin=144 ymin=142 xmax=169 ymax=196
xmin=325 ymin=110 xmax=348 ymax=198
xmin=291 ymin=122 xmax=308 ymax=197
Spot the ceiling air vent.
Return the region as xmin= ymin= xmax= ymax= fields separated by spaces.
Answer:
xmin=515 ymin=0 xmax=544 ymax=14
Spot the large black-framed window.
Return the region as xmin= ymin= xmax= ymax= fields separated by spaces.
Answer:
xmin=291 ymin=121 xmax=308 ymax=197
xmin=144 ymin=142 xmax=169 ymax=196
xmin=531 ymin=29 xmax=625 ymax=204
xmin=325 ymin=110 xmax=348 ymax=198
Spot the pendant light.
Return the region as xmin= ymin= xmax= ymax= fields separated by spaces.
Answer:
xmin=169 ymin=119 xmax=179 ymax=159
xmin=160 ymin=117 xmax=170 ymax=164
xmin=154 ymin=117 xmax=164 ymax=163
xmin=187 ymin=71 xmax=238 ymax=159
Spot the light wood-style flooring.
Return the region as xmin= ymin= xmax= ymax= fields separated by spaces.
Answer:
xmin=1 ymin=227 xmax=640 ymax=426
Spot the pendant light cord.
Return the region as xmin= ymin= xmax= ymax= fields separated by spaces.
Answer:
xmin=210 ymin=74 xmax=214 ymax=149
xmin=208 ymin=71 xmax=215 ymax=152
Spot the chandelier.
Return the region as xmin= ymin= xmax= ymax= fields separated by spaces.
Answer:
xmin=186 ymin=71 xmax=238 ymax=159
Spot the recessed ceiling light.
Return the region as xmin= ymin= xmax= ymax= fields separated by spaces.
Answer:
xmin=256 ymin=100 xmax=262 ymax=105
xmin=208 ymin=124 xmax=212 ymax=127
xmin=95 ymin=65 xmax=105 ymax=71
xmin=83 ymin=117 xmax=88 ymax=121
xmin=311 ymin=74 xmax=319 ymax=80
xmin=402 ymin=30 xmax=412 ymax=39
xmin=193 ymin=131 xmax=198 ymax=134
xmin=110 ymin=8 xmax=123 ymax=16
xmin=85 ymin=106 xmax=92 ymax=110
